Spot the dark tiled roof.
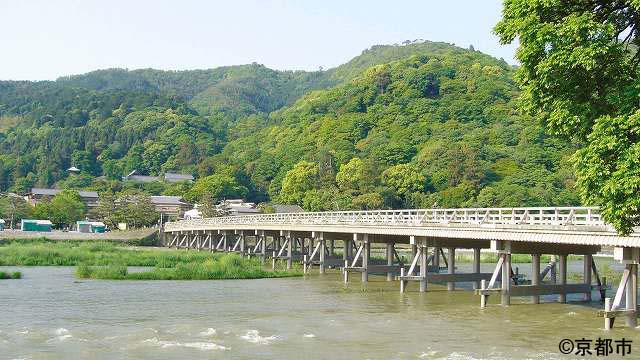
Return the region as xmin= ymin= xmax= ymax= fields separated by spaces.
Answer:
xmin=272 ymin=204 xmax=305 ymax=213
xmin=124 ymin=175 xmax=161 ymax=182
xmin=150 ymin=196 xmax=188 ymax=205
xmin=164 ymin=173 xmax=194 ymax=182
xmin=31 ymin=188 xmax=98 ymax=198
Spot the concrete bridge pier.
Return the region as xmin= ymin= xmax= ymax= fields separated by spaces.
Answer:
xmin=361 ymin=234 xmax=370 ymax=282
xmin=583 ymin=254 xmax=592 ymax=302
xmin=501 ymin=245 xmax=512 ymax=306
xmin=447 ymin=247 xmax=456 ymax=291
xmin=558 ymin=254 xmax=567 ymax=303
xmin=285 ymin=231 xmax=293 ymax=269
xmin=433 ymin=247 xmax=440 ymax=269
xmin=386 ymin=243 xmax=395 ymax=281
xmin=473 ymin=247 xmax=481 ymax=289
xmin=531 ymin=254 xmax=541 ymax=304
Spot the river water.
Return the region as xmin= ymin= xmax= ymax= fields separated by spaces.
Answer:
xmin=1 ymin=264 xmax=637 ymax=359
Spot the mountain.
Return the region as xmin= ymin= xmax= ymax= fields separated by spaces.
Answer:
xmin=0 ymin=41 xmax=579 ymax=210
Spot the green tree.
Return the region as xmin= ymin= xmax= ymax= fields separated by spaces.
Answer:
xmin=495 ymin=1 xmax=640 ymax=234
xmin=95 ymin=193 xmax=118 ymax=228
xmin=33 ymin=190 xmax=87 ymax=228
xmin=186 ymin=174 xmax=248 ymax=204
xmin=352 ymin=192 xmax=384 ymax=210
xmin=115 ymin=193 xmax=159 ymax=228
xmin=0 ymin=195 xmax=32 ymax=229
xmin=199 ymin=193 xmax=223 ymax=217
xmin=336 ymin=158 xmax=366 ymax=192
xmin=381 ymin=164 xmax=426 ymax=196
xmin=278 ymin=161 xmax=319 ymax=205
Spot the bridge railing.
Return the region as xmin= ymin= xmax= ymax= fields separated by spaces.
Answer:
xmin=165 ymin=207 xmax=605 ymax=231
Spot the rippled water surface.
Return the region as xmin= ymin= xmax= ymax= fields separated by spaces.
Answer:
xmin=1 ymin=265 xmax=636 ymax=359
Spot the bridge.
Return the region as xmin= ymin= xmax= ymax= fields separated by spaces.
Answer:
xmin=163 ymin=206 xmax=640 ymax=329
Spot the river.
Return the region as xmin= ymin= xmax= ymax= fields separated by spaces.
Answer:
xmin=1 ymin=264 xmax=637 ymax=359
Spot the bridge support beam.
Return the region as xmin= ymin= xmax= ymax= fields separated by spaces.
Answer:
xmin=419 ymin=242 xmax=428 ymax=292
xmin=361 ymin=234 xmax=369 ymax=283
xmin=600 ymin=248 xmax=639 ymax=329
xmin=558 ymin=254 xmax=567 ymax=303
xmin=316 ymin=232 xmax=326 ymax=274
xmin=447 ymin=247 xmax=456 ymax=291
xmin=286 ymin=231 xmax=293 ymax=269
xmin=584 ymin=254 xmax=592 ymax=302
xmin=531 ymin=254 xmax=541 ymax=304
xmin=473 ymin=248 xmax=481 ymax=289
xmin=386 ymin=243 xmax=394 ymax=281
xmin=433 ymin=247 xmax=441 ymax=269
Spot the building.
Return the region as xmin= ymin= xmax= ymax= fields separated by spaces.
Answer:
xmin=150 ymin=196 xmax=191 ymax=220
xmin=28 ymin=188 xmax=99 ymax=208
xmin=21 ymin=219 xmax=52 ymax=232
xmin=122 ymin=170 xmax=194 ymax=183
xmin=121 ymin=170 xmax=160 ymax=183
xmin=164 ymin=172 xmax=194 ymax=183
xmin=272 ymin=204 xmax=305 ymax=213
xmin=76 ymin=221 xmax=106 ymax=233
xmin=217 ymin=199 xmax=260 ymax=216
xmin=183 ymin=207 xmax=202 ymax=220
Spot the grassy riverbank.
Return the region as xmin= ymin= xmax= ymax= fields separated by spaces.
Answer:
xmin=0 ymin=240 xmax=301 ymax=280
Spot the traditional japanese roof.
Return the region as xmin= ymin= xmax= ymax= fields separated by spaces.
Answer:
xmin=164 ymin=172 xmax=194 ymax=182
xmin=272 ymin=204 xmax=305 ymax=213
xmin=31 ymin=188 xmax=98 ymax=198
xmin=150 ymin=196 xmax=188 ymax=205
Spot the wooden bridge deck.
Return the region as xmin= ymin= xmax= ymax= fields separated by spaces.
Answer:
xmin=163 ymin=207 xmax=639 ymax=329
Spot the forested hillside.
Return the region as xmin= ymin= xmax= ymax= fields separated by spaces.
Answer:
xmin=0 ymin=41 xmax=580 ymax=210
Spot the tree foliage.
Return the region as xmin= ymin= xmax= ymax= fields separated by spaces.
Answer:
xmin=32 ymin=190 xmax=86 ymax=228
xmin=0 ymin=41 xmax=583 ymax=217
xmin=496 ymin=0 xmax=640 ymax=234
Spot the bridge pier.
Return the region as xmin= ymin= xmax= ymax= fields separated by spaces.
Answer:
xmin=163 ymin=206 xmax=635 ymax=330
xmin=558 ymin=254 xmax=567 ymax=303
xmin=531 ymin=254 xmax=541 ymax=304
xmin=447 ymin=247 xmax=456 ymax=291
xmin=361 ymin=234 xmax=369 ymax=282
xmin=600 ymin=247 xmax=639 ymax=329
xmin=286 ymin=231 xmax=293 ymax=269
xmin=583 ymin=254 xmax=592 ymax=302
xmin=479 ymin=241 xmax=604 ymax=309
xmin=386 ymin=243 xmax=394 ymax=281
xmin=473 ymin=247 xmax=481 ymax=289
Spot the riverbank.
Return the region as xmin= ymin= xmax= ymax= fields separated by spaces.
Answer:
xmin=0 ymin=228 xmax=158 ymax=244
xmin=0 ymin=240 xmax=301 ymax=280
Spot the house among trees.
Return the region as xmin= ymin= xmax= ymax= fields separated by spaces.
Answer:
xmin=217 ymin=199 xmax=260 ymax=216
xmin=28 ymin=188 xmax=99 ymax=208
xmin=150 ymin=196 xmax=191 ymax=219
xmin=164 ymin=172 xmax=194 ymax=183
xmin=272 ymin=204 xmax=304 ymax=213
xmin=121 ymin=170 xmax=160 ymax=183
xmin=122 ymin=170 xmax=194 ymax=183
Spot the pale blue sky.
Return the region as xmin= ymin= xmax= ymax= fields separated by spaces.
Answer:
xmin=0 ymin=0 xmax=516 ymax=81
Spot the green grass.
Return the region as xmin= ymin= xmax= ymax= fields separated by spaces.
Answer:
xmin=0 ymin=240 xmax=301 ymax=280
xmin=76 ymin=255 xmax=298 ymax=280
xmin=0 ymin=271 xmax=21 ymax=279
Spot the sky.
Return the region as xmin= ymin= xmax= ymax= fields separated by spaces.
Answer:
xmin=0 ymin=0 xmax=517 ymax=81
